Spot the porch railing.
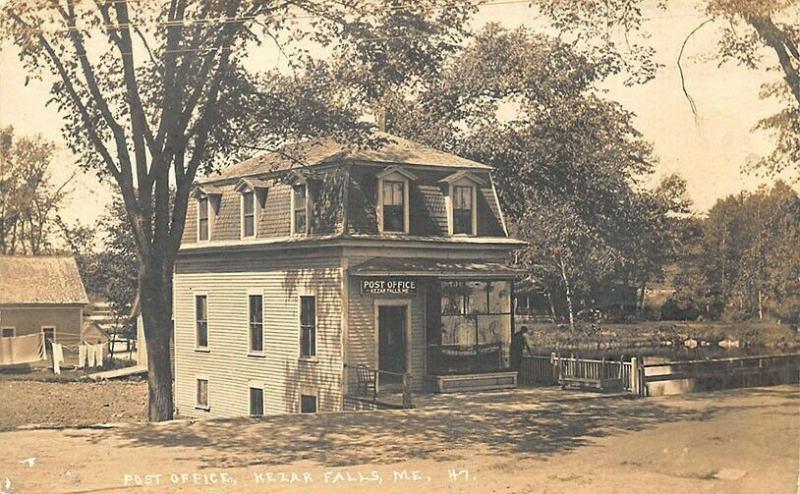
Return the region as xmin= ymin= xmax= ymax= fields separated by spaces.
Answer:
xmin=345 ymin=364 xmax=413 ymax=409
xmin=519 ymin=354 xmax=639 ymax=393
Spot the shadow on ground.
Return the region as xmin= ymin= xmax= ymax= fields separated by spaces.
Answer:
xmin=68 ymin=386 xmax=793 ymax=469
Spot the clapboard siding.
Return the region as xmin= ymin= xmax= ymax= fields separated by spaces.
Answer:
xmin=345 ymin=258 xmax=427 ymax=392
xmin=174 ymin=260 xmax=343 ymax=418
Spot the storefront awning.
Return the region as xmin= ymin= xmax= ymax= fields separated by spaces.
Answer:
xmin=350 ymin=258 xmax=523 ymax=279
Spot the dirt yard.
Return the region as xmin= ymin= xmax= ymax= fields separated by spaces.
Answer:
xmin=0 ymin=385 xmax=796 ymax=494
xmin=0 ymin=380 xmax=147 ymax=431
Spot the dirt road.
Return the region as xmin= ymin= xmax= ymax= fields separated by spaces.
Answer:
xmin=0 ymin=385 xmax=796 ymax=494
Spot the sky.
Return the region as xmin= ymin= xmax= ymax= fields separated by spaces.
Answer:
xmin=0 ymin=0 xmax=793 ymax=225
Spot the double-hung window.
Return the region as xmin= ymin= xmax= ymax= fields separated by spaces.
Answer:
xmin=299 ymin=296 xmax=316 ymax=358
xmin=382 ymin=180 xmax=405 ymax=232
xmin=195 ymin=295 xmax=208 ymax=348
xmin=293 ymin=184 xmax=308 ymax=235
xmin=198 ymin=197 xmax=210 ymax=241
xmin=241 ymin=190 xmax=256 ymax=238
xmin=452 ymin=185 xmax=474 ymax=235
xmin=249 ymin=294 xmax=263 ymax=353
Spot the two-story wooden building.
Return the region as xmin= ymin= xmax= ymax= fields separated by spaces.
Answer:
xmin=174 ymin=133 xmax=525 ymax=418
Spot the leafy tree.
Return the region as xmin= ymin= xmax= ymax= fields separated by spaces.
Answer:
xmin=524 ymin=1 xmax=799 ymax=179
xmin=352 ymin=25 xmax=659 ymax=327
xmin=75 ymin=196 xmax=139 ymax=322
xmin=0 ymin=125 xmax=73 ymax=255
xmin=0 ymin=0 xmax=476 ymax=420
xmin=670 ymin=181 xmax=800 ymax=325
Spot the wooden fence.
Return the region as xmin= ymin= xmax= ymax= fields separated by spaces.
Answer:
xmin=520 ymin=352 xmax=800 ymax=397
xmin=641 ymin=353 xmax=800 ymax=396
xmin=520 ymin=354 xmax=640 ymax=393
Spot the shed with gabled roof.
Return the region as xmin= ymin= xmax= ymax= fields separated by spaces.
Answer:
xmin=0 ymin=256 xmax=89 ymax=347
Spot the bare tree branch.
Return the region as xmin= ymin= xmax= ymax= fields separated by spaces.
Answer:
xmin=678 ymin=18 xmax=712 ymax=117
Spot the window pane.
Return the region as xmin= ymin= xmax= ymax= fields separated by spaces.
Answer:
xmin=295 ymin=210 xmax=307 ymax=234
xmin=249 ymin=387 xmax=264 ymax=417
xmin=382 ymin=181 xmax=393 ymax=205
xmin=453 ymin=210 xmax=472 ymax=234
xmin=383 ymin=181 xmax=404 ymax=206
xmin=300 ymin=394 xmax=317 ymax=413
xmin=197 ymin=379 xmax=208 ymax=407
xmin=249 ymin=295 xmax=263 ymax=323
xmin=487 ymin=281 xmax=512 ymax=314
xmin=464 ymin=281 xmax=488 ymax=314
xmin=441 ymin=281 xmax=465 ymax=315
xmin=2 ymin=328 xmax=14 ymax=338
xmin=383 ymin=206 xmax=404 ymax=232
xmin=293 ymin=184 xmax=306 ymax=206
xmin=198 ymin=197 xmax=209 ymax=219
xmin=199 ymin=218 xmax=209 ymax=240
xmin=300 ymin=296 xmax=315 ymax=326
xmin=454 ymin=186 xmax=472 ymax=209
xmin=243 ymin=192 xmax=254 ymax=215
xmin=244 ymin=215 xmax=255 ymax=237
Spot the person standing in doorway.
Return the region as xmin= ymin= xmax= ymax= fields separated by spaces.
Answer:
xmin=510 ymin=326 xmax=532 ymax=372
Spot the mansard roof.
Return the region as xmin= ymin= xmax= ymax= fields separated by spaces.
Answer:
xmin=197 ymin=132 xmax=491 ymax=184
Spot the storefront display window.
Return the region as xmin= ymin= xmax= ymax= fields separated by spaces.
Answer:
xmin=427 ymin=280 xmax=512 ymax=375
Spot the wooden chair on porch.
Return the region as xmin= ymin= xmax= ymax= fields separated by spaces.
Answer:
xmin=356 ymin=364 xmax=377 ymax=396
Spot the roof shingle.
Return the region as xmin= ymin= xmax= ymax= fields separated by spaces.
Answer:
xmin=198 ymin=132 xmax=491 ymax=184
xmin=0 ymin=256 xmax=89 ymax=305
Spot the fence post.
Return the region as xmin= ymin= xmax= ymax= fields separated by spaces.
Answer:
xmin=402 ymin=373 xmax=413 ymax=409
xmin=630 ymin=357 xmax=638 ymax=395
xmin=373 ymin=370 xmax=378 ymax=403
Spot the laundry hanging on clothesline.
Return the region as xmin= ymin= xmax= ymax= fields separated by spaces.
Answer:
xmin=78 ymin=344 xmax=87 ymax=369
xmin=80 ymin=342 xmax=107 ymax=368
xmin=52 ymin=343 xmax=64 ymax=375
xmin=0 ymin=333 xmax=46 ymax=366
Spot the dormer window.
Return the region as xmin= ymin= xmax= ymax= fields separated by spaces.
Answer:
xmin=382 ymin=180 xmax=405 ymax=232
xmin=452 ymin=185 xmax=474 ymax=235
xmin=439 ymin=171 xmax=485 ymax=237
xmin=377 ymin=166 xmax=416 ymax=234
xmin=192 ymin=185 xmax=222 ymax=242
xmin=198 ymin=197 xmax=210 ymax=241
xmin=241 ymin=190 xmax=256 ymax=238
xmin=292 ymin=183 xmax=308 ymax=235
xmin=235 ymin=177 xmax=269 ymax=239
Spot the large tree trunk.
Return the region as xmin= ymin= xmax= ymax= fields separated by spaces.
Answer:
xmin=140 ymin=258 xmax=174 ymax=422
xmin=749 ymin=15 xmax=800 ymax=105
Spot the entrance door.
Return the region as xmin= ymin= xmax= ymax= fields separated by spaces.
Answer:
xmin=378 ymin=305 xmax=407 ymax=385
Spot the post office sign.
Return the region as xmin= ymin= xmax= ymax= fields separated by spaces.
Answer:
xmin=360 ymin=278 xmax=417 ymax=296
